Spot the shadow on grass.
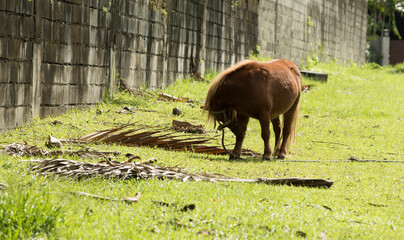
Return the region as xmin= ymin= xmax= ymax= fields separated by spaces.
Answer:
xmin=391 ymin=68 xmax=404 ymax=74
xmin=189 ymin=152 xmax=263 ymax=163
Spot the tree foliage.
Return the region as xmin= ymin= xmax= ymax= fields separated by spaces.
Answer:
xmin=368 ymin=0 xmax=404 ymax=40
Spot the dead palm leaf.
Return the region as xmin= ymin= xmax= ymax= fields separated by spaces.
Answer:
xmin=29 ymin=159 xmax=334 ymax=188
xmin=1 ymin=142 xmax=120 ymax=159
xmin=57 ymin=125 xmax=261 ymax=157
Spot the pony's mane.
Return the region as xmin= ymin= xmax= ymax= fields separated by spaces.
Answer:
xmin=203 ymin=60 xmax=256 ymax=121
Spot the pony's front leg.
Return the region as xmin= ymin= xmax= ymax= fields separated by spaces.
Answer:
xmin=230 ymin=115 xmax=249 ymax=159
xmin=259 ymin=118 xmax=272 ymax=160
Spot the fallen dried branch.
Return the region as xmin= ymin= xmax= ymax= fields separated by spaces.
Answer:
xmin=29 ymin=159 xmax=334 ymax=188
xmin=116 ymin=107 xmax=158 ymax=114
xmin=257 ymin=177 xmax=333 ymax=188
xmin=312 ymin=140 xmax=349 ymax=146
xmin=69 ymin=191 xmax=141 ymax=204
xmin=158 ymin=93 xmax=195 ymax=104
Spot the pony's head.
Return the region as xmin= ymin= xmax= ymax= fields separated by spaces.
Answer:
xmin=203 ymin=60 xmax=255 ymax=134
xmin=209 ymin=107 xmax=238 ymax=134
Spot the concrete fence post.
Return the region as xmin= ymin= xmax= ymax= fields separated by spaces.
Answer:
xmin=380 ymin=29 xmax=390 ymax=66
xmin=199 ymin=0 xmax=208 ymax=76
xmin=108 ymin=0 xmax=119 ymax=99
xmin=32 ymin=0 xmax=43 ymax=118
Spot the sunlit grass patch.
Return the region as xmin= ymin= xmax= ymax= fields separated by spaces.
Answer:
xmin=0 ymin=61 xmax=403 ymax=239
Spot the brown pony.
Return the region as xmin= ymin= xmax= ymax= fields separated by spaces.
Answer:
xmin=204 ymin=59 xmax=302 ymax=160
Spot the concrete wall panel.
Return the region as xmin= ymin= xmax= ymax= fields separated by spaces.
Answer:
xmin=0 ymin=0 xmax=367 ymax=130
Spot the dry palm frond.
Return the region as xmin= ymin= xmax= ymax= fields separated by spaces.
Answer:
xmin=30 ymin=158 xmax=219 ymax=182
xmin=2 ymin=142 xmax=48 ymax=157
xmin=1 ymin=142 xmax=120 ymax=159
xmin=29 ymin=159 xmax=334 ymax=188
xmin=60 ymin=125 xmax=261 ymax=157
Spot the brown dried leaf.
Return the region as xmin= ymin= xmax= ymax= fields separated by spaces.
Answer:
xmin=368 ymin=202 xmax=388 ymax=207
xmin=180 ymin=203 xmax=196 ymax=212
xmin=171 ymin=120 xmax=207 ymax=134
xmin=322 ymin=205 xmax=333 ymax=211
xmin=296 ymin=231 xmax=307 ymax=238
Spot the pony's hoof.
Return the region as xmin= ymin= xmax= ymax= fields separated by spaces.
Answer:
xmin=262 ymin=157 xmax=273 ymax=161
xmin=276 ymin=155 xmax=285 ymax=160
xmin=229 ymin=154 xmax=242 ymax=160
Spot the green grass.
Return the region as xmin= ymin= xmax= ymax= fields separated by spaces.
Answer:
xmin=0 ymin=61 xmax=403 ymax=239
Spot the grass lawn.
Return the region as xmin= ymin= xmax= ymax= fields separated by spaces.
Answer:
xmin=0 ymin=61 xmax=403 ymax=239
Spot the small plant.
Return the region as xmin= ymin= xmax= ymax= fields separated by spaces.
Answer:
xmin=102 ymin=87 xmax=111 ymax=104
xmin=249 ymin=45 xmax=272 ymax=62
xmin=300 ymin=48 xmax=319 ymax=70
xmin=150 ymin=0 xmax=168 ymax=18
xmin=366 ymin=42 xmax=383 ymax=64
xmin=307 ymin=16 xmax=312 ymax=27
xmin=307 ymin=16 xmax=312 ymax=34
xmin=102 ymin=0 xmax=111 ymax=13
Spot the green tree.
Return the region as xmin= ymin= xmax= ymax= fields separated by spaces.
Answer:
xmin=368 ymin=0 xmax=404 ymax=40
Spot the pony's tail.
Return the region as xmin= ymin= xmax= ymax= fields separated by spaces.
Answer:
xmin=284 ymin=99 xmax=300 ymax=155
xmin=284 ymin=64 xmax=302 ymax=155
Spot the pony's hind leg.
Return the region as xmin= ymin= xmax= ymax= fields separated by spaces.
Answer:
xmin=231 ymin=114 xmax=249 ymax=159
xmin=271 ymin=117 xmax=282 ymax=157
xmin=278 ymin=99 xmax=300 ymax=159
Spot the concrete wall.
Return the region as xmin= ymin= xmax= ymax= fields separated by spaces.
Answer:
xmin=0 ymin=0 xmax=367 ymax=130
xmin=257 ymin=0 xmax=367 ymax=64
